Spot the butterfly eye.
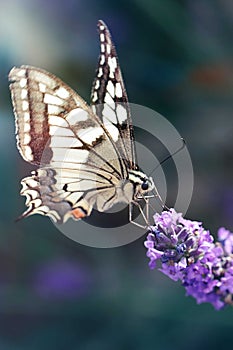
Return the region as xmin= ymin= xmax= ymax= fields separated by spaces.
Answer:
xmin=141 ymin=181 xmax=149 ymax=191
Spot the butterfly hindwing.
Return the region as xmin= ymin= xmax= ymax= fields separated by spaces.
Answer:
xmin=18 ymin=167 xmax=117 ymax=223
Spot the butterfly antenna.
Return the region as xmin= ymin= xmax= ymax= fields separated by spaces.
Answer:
xmin=151 ymin=188 xmax=169 ymax=211
xmin=149 ymin=138 xmax=186 ymax=177
xmin=147 ymin=139 xmax=186 ymax=213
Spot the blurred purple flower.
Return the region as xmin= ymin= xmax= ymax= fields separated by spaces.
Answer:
xmin=33 ymin=259 xmax=91 ymax=299
xmin=145 ymin=209 xmax=233 ymax=310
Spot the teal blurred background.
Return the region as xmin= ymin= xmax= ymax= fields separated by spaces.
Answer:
xmin=0 ymin=0 xmax=233 ymax=349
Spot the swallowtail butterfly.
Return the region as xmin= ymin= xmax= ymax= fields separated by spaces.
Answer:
xmin=9 ymin=20 xmax=155 ymax=225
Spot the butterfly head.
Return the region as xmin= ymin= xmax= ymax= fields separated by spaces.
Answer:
xmin=141 ymin=177 xmax=154 ymax=191
xmin=138 ymin=176 xmax=155 ymax=198
xmin=128 ymin=170 xmax=155 ymax=199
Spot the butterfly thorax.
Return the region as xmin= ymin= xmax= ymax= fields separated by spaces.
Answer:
xmin=91 ymin=178 xmax=134 ymax=212
xmin=84 ymin=169 xmax=154 ymax=214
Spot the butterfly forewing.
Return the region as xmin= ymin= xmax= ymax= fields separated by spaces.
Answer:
xmin=9 ymin=65 xmax=126 ymax=172
xmin=91 ymin=20 xmax=137 ymax=170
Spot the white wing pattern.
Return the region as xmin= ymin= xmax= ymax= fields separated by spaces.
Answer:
xmin=9 ymin=20 xmax=154 ymax=223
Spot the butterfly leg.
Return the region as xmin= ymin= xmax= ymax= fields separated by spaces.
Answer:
xmin=145 ymin=196 xmax=149 ymax=224
xmin=137 ymin=194 xmax=156 ymax=224
xmin=129 ymin=201 xmax=149 ymax=229
xmin=152 ymin=185 xmax=166 ymax=209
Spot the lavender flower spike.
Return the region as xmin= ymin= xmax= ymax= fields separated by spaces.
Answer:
xmin=144 ymin=209 xmax=233 ymax=310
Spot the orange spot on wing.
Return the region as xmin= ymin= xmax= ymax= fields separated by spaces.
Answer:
xmin=71 ymin=208 xmax=86 ymax=219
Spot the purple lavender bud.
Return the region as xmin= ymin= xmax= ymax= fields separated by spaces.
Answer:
xmin=176 ymin=243 xmax=186 ymax=254
xmin=176 ymin=227 xmax=188 ymax=241
xmin=185 ymin=236 xmax=197 ymax=249
xmin=161 ymin=255 xmax=169 ymax=263
xmin=150 ymin=226 xmax=171 ymax=244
